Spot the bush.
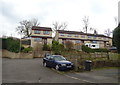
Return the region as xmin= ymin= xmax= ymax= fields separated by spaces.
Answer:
xmin=2 ymin=38 xmax=7 ymax=49
xmin=43 ymin=44 xmax=51 ymax=51
xmin=65 ymin=41 xmax=74 ymax=50
xmin=93 ymin=48 xmax=110 ymax=52
xmin=6 ymin=37 xmax=20 ymax=53
xmin=22 ymin=47 xmax=32 ymax=53
xmin=82 ymin=45 xmax=94 ymax=53
xmin=113 ymin=23 xmax=120 ymax=53
xmin=52 ymin=41 xmax=65 ymax=54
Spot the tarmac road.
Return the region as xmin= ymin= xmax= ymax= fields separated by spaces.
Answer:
xmin=2 ymin=58 xmax=119 ymax=83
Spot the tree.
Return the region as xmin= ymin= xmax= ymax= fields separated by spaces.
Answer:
xmin=113 ymin=23 xmax=120 ymax=53
xmin=104 ymin=28 xmax=112 ymax=37
xmin=52 ymin=21 xmax=67 ymax=41
xmin=89 ymin=27 xmax=98 ymax=35
xmin=82 ymin=16 xmax=89 ymax=33
xmin=16 ymin=18 xmax=40 ymax=37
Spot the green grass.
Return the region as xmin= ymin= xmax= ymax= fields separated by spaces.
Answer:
xmin=93 ymin=67 xmax=120 ymax=71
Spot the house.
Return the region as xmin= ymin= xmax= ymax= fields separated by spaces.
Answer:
xmin=56 ymin=30 xmax=112 ymax=49
xmin=31 ymin=26 xmax=52 ymax=47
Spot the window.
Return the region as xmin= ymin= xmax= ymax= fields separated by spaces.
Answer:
xmin=67 ymin=34 xmax=72 ymax=37
xmin=76 ymin=40 xmax=81 ymax=43
xmin=87 ymin=36 xmax=92 ymax=38
xmin=34 ymin=38 xmax=42 ymax=42
xmin=60 ymin=33 xmax=64 ymax=36
xmin=92 ymin=41 xmax=97 ymax=43
xmin=43 ymin=31 xmax=50 ymax=35
xmin=81 ymin=35 xmax=85 ymax=38
xmin=93 ymin=36 xmax=97 ymax=39
xmin=98 ymin=37 xmax=102 ymax=39
xmin=75 ymin=35 xmax=79 ymax=37
xmin=34 ymin=30 xmax=41 ymax=34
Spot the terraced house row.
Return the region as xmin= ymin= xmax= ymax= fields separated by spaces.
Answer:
xmin=22 ymin=26 xmax=112 ymax=49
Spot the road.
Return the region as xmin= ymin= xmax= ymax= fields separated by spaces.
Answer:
xmin=2 ymin=58 xmax=119 ymax=83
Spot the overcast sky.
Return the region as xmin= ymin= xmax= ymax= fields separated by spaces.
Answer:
xmin=0 ymin=0 xmax=119 ymax=38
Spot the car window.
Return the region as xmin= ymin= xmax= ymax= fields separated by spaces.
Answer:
xmin=46 ymin=55 xmax=51 ymax=59
xmin=54 ymin=56 xmax=66 ymax=61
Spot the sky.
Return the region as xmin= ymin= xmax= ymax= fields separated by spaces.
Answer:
xmin=0 ymin=0 xmax=119 ymax=38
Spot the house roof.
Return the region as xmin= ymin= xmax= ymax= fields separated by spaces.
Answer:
xmin=58 ymin=30 xmax=112 ymax=39
xmin=32 ymin=26 xmax=52 ymax=31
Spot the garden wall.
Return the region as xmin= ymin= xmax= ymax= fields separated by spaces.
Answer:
xmin=2 ymin=50 xmax=51 ymax=59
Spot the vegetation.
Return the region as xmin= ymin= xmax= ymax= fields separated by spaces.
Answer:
xmin=42 ymin=44 xmax=51 ymax=51
xmin=16 ymin=18 xmax=40 ymax=37
xmin=21 ymin=47 xmax=32 ymax=53
xmin=52 ymin=21 xmax=67 ymax=41
xmin=81 ymin=45 xmax=94 ymax=53
xmin=5 ymin=37 xmax=20 ymax=53
xmin=52 ymin=41 xmax=64 ymax=54
xmin=113 ymin=23 xmax=120 ymax=53
xmin=81 ymin=45 xmax=110 ymax=53
xmin=65 ymin=41 xmax=74 ymax=51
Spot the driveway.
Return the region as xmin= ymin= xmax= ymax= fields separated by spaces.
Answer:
xmin=2 ymin=58 xmax=119 ymax=83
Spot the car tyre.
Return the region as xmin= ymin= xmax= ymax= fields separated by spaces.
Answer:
xmin=43 ymin=62 xmax=47 ymax=67
xmin=55 ymin=65 xmax=59 ymax=70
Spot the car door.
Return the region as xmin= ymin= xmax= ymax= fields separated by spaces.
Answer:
xmin=47 ymin=56 xmax=55 ymax=67
xmin=44 ymin=55 xmax=51 ymax=67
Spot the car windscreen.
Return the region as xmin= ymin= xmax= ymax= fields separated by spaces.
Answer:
xmin=53 ymin=56 xmax=66 ymax=61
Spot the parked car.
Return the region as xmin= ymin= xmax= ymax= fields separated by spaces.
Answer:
xmin=43 ymin=55 xmax=74 ymax=70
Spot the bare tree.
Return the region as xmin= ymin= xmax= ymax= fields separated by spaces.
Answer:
xmin=82 ymin=16 xmax=89 ymax=33
xmin=104 ymin=28 xmax=112 ymax=37
xmin=52 ymin=21 xmax=67 ymax=41
xmin=16 ymin=18 xmax=40 ymax=38
xmin=90 ymin=27 xmax=98 ymax=35
xmin=52 ymin=21 xmax=67 ymax=32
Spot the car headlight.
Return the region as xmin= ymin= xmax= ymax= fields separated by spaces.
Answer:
xmin=61 ymin=64 xmax=66 ymax=66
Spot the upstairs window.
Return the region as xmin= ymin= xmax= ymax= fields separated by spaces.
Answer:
xmin=81 ymin=35 xmax=85 ymax=38
xmin=43 ymin=31 xmax=50 ymax=35
xmin=67 ymin=34 xmax=72 ymax=37
xmin=60 ymin=33 xmax=65 ymax=36
xmin=93 ymin=36 xmax=97 ymax=39
xmin=87 ymin=36 xmax=92 ymax=38
xmin=75 ymin=35 xmax=79 ymax=37
xmin=34 ymin=30 xmax=41 ymax=34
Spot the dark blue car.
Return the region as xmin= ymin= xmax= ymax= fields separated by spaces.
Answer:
xmin=43 ymin=55 xmax=74 ymax=70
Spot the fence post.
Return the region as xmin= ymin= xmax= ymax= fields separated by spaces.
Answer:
xmin=75 ymin=59 xmax=78 ymax=71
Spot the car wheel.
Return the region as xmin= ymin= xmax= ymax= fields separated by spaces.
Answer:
xmin=55 ymin=65 xmax=59 ymax=70
xmin=43 ymin=62 xmax=47 ymax=67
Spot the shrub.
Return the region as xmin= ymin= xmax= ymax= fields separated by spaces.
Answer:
xmin=82 ymin=45 xmax=94 ymax=53
xmin=65 ymin=41 xmax=74 ymax=51
xmin=43 ymin=44 xmax=51 ymax=51
xmin=113 ymin=23 xmax=120 ymax=53
xmin=2 ymin=38 xmax=7 ymax=49
xmin=52 ymin=41 xmax=65 ymax=54
xmin=93 ymin=48 xmax=110 ymax=52
xmin=22 ymin=47 xmax=32 ymax=53
xmin=6 ymin=37 xmax=20 ymax=53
